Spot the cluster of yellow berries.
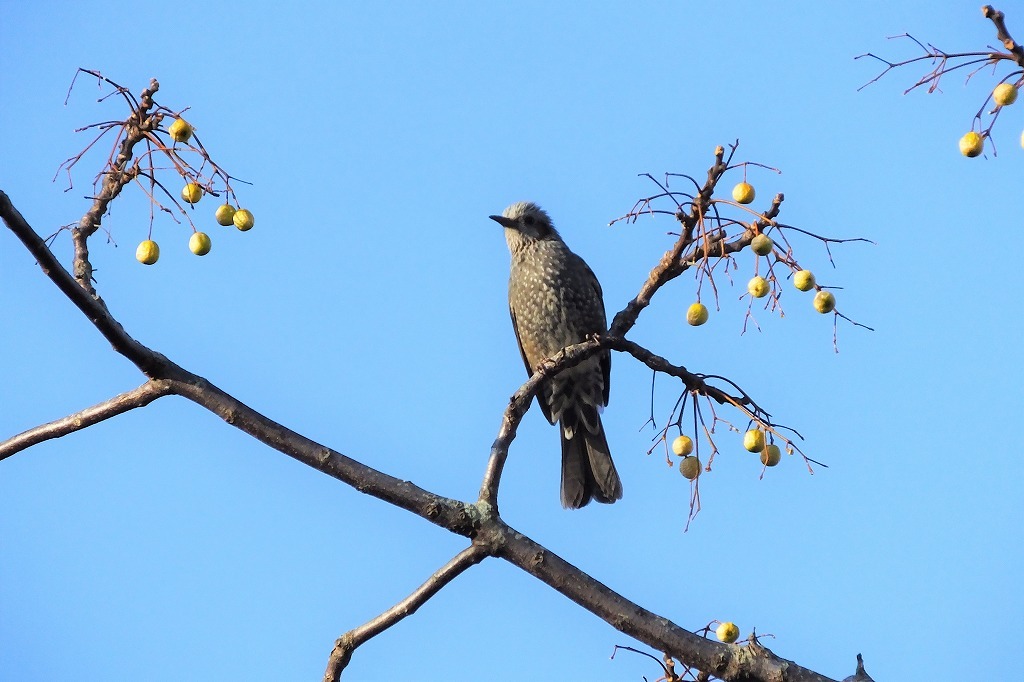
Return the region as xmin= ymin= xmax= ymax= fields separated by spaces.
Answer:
xmin=671 ymin=426 xmax=782 ymax=482
xmin=958 ymin=82 xmax=1021 ymax=157
xmin=135 ymin=118 xmax=256 ymax=265
xmin=671 ymin=435 xmax=700 ymax=479
xmin=742 ymin=428 xmax=782 ymax=466
xmin=684 ymin=186 xmax=837 ymax=324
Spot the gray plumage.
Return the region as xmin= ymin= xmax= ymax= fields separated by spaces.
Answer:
xmin=490 ymin=202 xmax=622 ymax=509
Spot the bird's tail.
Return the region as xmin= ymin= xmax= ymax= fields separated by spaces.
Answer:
xmin=559 ymin=407 xmax=622 ymax=509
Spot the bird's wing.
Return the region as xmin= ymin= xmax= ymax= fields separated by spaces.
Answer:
xmin=510 ymin=303 xmax=554 ymax=423
xmin=580 ymin=257 xmax=611 ymax=408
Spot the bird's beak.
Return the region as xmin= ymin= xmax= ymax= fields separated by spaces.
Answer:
xmin=489 ymin=214 xmax=515 ymax=229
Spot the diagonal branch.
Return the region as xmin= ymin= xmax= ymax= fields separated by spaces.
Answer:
xmin=485 ymin=516 xmax=840 ymax=682
xmin=478 ymin=338 xmax=603 ymax=508
xmin=478 ymin=333 xmax=760 ymax=508
xmin=610 ymin=144 xmax=733 ymax=337
xmin=1 ymin=188 xmax=477 ymax=537
xmin=984 ymin=5 xmax=1024 ymax=67
xmin=322 ymin=544 xmax=487 ymax=682
xmin=0 ymin=380 xmax=174 ymax=462
xmin=2 ymin=189 xmax=167 ymax=375
xmin=605 ymin=337 xmax=751 ymax=409
xmin=164 ymin=376 xmax=478 ymax=534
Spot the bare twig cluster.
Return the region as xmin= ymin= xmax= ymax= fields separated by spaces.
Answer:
xmin=856 ymin=5 xmax=1024 ymax=154
xmin=57 ymin=69 xmax=248 ymax=294
xmin=603 ymin=142 xmax=869 ymax=523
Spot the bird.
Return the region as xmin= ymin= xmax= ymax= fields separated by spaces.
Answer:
xmin=490 ymin=201 xmax=622 ymax=509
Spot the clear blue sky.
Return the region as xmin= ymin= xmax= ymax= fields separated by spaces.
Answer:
xmin=2 ymin=2 xmax=1021 ymax=680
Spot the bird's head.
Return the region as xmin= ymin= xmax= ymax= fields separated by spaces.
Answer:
xmin=490 ymin=202 xmax=561 ymax=251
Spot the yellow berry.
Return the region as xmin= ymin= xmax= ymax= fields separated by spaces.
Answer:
xmin=233 ymin=208 xmax=255 ymax=231
xmin=959 ymin=131 xmax=984 ymax=157
xmin=686 ymin=302 xmax=709 ymax=326
xmin=215 ymin=204 xmax=236 ymax=226
xmin=181 ymin=183 xmax=203 ymax=204
xmin=716 ymin=622 xmax=739 ymax=643
xmin=813 ymin=290 xmax=836 ymax=313
xmin=169 ymin=117 xmax=193 ymax=143
xmin=994 ymin=83 xmax=1018 ymax=106
xmin=750 ymin=233 xmax=772 ymax=256
xmin=189 ymin=232 xmax=212 ymax=256
xmin=732 ymin=182 xmax=755 ymax=204
xmin=672 ymin=435 xmax=694 ymax=456
xmin=761 ymin=444 xmax=781 ymax=466
xmin=793 ymin=269 xmax=815 ymax=291
xmin=135 ymin=239 xmax=160 ymax=265
xmin=679 ymin=456 xmax=701 ymax=480
xmin=743 ymin=429 xmax=765 ymax=453
xmin=747 ymin=276 xmax=770 ymax=298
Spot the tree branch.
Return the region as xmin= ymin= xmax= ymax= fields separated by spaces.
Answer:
xmin=323 ymin=544 xmax=487 ymax=681
xmin=984 ymin=5 xmax=1024 ymax=67
xmin=0 ymin=380 xmax=174 ymax=462
xmin=1 ymin=189 xmax=168 ymax=375
xmin=478 ymin=332 xmax=761 ymax=509
xmin=483 ymin=516 xmax=840 ymax=682
xmin=71 ymin=74 xmax=163 ymax=300
xmin=478 ymin=338 xmax=604 ymax=508
xmin=164 ymin=376 xmax=478 ymax=534
xmin=1 ymin=189 xmax=477 ymax=537
xmin=610 ymin=144 xmax=733 ymax=337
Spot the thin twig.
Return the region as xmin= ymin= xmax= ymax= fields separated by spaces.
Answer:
xmin=323 ymin=545 xmax=487 ymax=681
xmin=0 ymin=381 xmax=174 ymax=462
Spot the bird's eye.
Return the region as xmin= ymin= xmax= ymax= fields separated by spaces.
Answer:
xmin=523 ymin=215 xmax=535 ymax=226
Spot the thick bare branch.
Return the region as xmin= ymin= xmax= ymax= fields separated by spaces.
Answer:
xmin=0 ymin=189 xmax=477 ymax=536
xmin=323 ymin=545 xmax=487 ymax=681
xmin=984 ymin=5 xmax=1024 ymax=67
xmin=165 ymin=376 xmax=477 ymax=534
xmin=0 ymin=380 xmax=173 ymax=462
xmin=2 ymin=189 xmax=167 ymax=375
xmin=484 ymin=516 xmax=840 ymax=682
